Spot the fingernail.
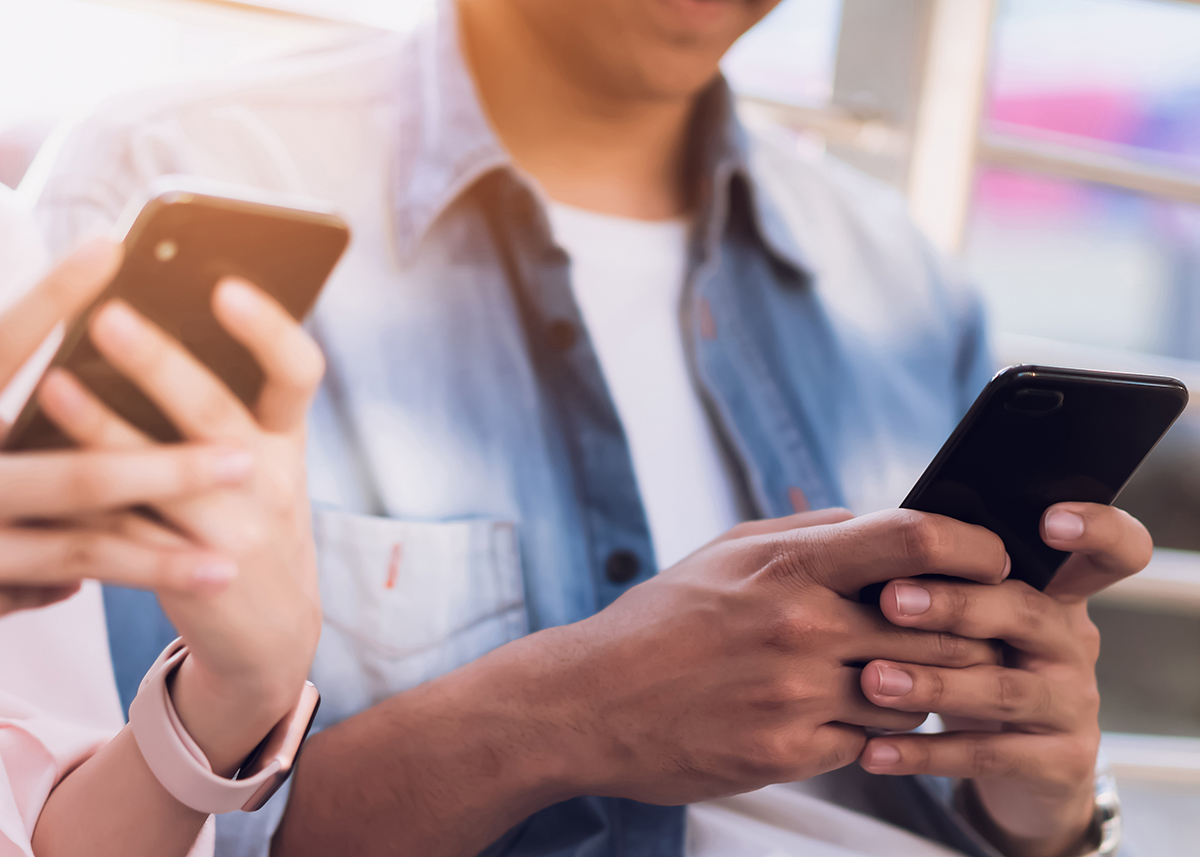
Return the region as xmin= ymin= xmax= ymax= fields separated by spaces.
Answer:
xmin=865 ymin=744 xmax=901 ymax=770
xmin=876 ymin=665 xmax=913 ymax=697
xmin=1002 ymin=554 xmax=1012 ymax=579
xmin=94 ymin=301 xmax=142 ymax=343
xmin=893 ymin=583 xmax=931 ymax=616
xmin=217 ymin=279 xmax=262 ymax=317
xmin=192 ymin=560 xmax=238 ymax=589
xmin=211 ymin=449 xmax=254 ymax=483
xmin=1045 ymin=510 xmax=1085 ymax=542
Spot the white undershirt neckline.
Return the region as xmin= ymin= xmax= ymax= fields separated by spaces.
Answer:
xmin=543 ymin=200 xmax=741 ymax=570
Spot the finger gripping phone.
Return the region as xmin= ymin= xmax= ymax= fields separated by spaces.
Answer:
xmin=2 ymin=181 xmax=350 ymax=451
xmin=877 ymin=365 xmax=1187 ymax=596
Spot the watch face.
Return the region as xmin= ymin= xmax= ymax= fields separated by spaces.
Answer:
xmin=236 ymin=683 xmax=321 ymax=812
xmin=241 ymin=770 xmax=291 ymax=813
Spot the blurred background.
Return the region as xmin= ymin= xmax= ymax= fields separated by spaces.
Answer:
xmin=1 ymin=0 xmax=1198 ymax=851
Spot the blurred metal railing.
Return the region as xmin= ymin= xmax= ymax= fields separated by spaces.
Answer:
xmin=739 ymin=96 xmax=1200 ymax=221
xmin=980 ymin=125 xmax=1200 ymax=208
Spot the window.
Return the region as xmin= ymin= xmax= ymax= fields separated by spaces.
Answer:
xmin=968 ymin=0 xmax=1200 ymax=360
xmin=721 ymin=0 xmax=842 ymax=108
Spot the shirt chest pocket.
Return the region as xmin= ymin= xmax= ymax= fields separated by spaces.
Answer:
xmin=309 ymin=506 xmax=528 ymax=725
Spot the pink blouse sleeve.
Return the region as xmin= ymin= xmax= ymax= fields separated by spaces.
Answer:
xmin=0 ymin=583 xmax=214 ymax=857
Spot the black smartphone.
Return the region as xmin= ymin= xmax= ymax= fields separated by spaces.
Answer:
xmin=863 ymin=365 xmax=1188 ymax=600
xmin=2 ymin=181 xmax=350 ymax=451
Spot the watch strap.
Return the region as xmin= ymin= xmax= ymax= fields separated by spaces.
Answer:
xmin=129 ymin=637 xmax=313 ymax=815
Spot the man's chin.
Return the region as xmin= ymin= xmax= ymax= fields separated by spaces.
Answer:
xmin=651 ymin=0 xmax=775 ymax=35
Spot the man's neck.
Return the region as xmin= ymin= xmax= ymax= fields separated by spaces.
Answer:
xmin=458 ymin=0 xmax=697 ymax=220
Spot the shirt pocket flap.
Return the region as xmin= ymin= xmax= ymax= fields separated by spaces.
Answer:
xmin=310 ymin=506 xmax=527 ymax=722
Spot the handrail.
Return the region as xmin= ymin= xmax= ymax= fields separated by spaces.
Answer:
xmin=979 ymin=125 xmax=1200 ymax=208
xmin=1103 ymin=733 xmax=1200 ymax=784
xmin=739 ymin=96 xmax=1200 ymax=209
xmin=1092 ymin=549 xmax=1200 ymax=618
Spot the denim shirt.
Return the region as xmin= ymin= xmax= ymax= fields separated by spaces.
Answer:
xmin=30 ymin=8 xmax=996 ymax=857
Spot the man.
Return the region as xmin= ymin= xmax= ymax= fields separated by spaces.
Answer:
xmin=27 ymin=1 xmax=1147 ymax=855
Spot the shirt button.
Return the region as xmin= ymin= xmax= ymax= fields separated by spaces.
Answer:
xmin=605 ymin=550 xmax=640 ymax=584
xmin=545 ymin=319 xmax=577 ymax=352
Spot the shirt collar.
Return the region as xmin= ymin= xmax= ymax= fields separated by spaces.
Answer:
xmin=689 ymin=79 xmax=814 ymax=283
xmin=389 ymin=3 xmax=812 ymax=284
xmin=388 ymin=2 xmax=509 ymax=263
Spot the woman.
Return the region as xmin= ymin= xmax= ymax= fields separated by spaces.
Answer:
xmin=0 ymin=185 xmax=324 ymax=857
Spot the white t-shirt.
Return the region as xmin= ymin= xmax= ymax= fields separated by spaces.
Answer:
xmin=545 ymin=200 xmax=962 ymax=857
xmin=544 ymin=201 xmax=740 ymax=569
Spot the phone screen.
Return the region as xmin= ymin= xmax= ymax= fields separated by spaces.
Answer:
xmin=3 ymin=188 xmax=349 ymax=451
xmin=894 ymin=365 xmax=1187 ymax=593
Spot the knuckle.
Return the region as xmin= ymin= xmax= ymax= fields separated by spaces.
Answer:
xmin=1013 ymin=584 xmax=1050 ymax=636
xmin=767 ymin=533 xmax=836 ymax=590
xmin=751 ymin=674 xmax=809 ymax=713
xmin=66 ymin=462 xmax=110 ymax=506
xmin=236 ymin=510 xmax=271 ymax=554
xmin=1085 ymin=507 xmax=1151 ymax=571
xmin=922 ymin=669 xmax=948 ymax=708
xmin=1078 ymin=683 xmax=1102 ymax=720
xmin=942 ymin=586 xmax=974 ymax=629
xmin=995 ymin=672 xmax=1029 ymax=717
xmin=896 ymin=512 xmax=947 ymax=569
xmin=743 ymin=730 xmax=796 ymax=780
xmin=760 ymin=605 xmax=820 ymax=655
xmin=823 ymin=733 xmax=867 ymax=772
xmin=180 ymin=450 xmax=214 ymax=489
xmin=46 ymin=249 xmax=111 ymax=304
xmin=1056 ymin=738 xmax=1099 ymax=788
xmin=193 ymin=386 xmax=239 ymax=429
xmin=1078 ymin=618 xmax=1102 ymax=664
xmin=971 ymin=741 xmax=1016 ymax=778
xmin=148 ymin=551 xmax=181 ymax=589
xmin=295 ymin=341 xmax=326 ymax=390
xmin=43 ymin=268 xmax=85 ymax=304
xmin=934 ymin=631 xmax=971 ymax=666
xmin=62 ymin=532 xmax=105 ymax=574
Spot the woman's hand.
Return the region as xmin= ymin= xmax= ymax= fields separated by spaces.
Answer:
xmin=0 ymin=238 xmax=253 ymax=615
xmin=38 ymin=275 xmax=325 ymax=774
xmin=858 ymin=503 xmax=1153 ymax=857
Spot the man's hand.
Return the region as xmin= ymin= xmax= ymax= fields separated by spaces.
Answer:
xmin=0 ymin=238 xmax=253 ymax=615
xmin=859 ymin=503 xmax=1153 ymax=857
xmin=38 ymin=277 xmax=325 ymax=775
xmin=276 ymin=508 xmax=1012 ymax=857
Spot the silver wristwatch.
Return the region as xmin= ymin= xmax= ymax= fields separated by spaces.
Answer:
xmin=1085 ymin=753 xmax=1122 ymax=857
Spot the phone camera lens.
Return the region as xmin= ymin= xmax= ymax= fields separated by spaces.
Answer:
xmin=1006 ymin=388 xmax=1064 ymax=415
xmin=154 ymin=240 xmax=178 ymax=262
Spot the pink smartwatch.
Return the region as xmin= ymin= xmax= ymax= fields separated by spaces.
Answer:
xmin=129 ymin=638 xmax=320 ymax=814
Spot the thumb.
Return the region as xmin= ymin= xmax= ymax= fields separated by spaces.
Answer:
xmin=0 ymin=238 xmax=123 ymax=387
